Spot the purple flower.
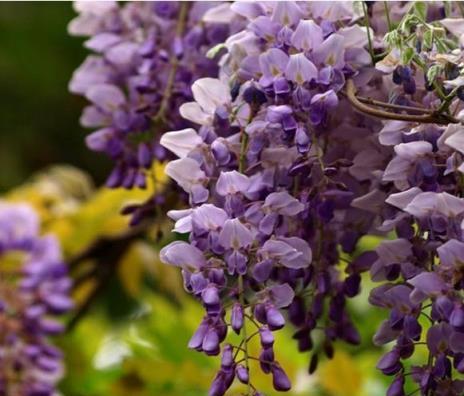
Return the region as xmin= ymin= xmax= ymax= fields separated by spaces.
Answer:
xmin=0 ymin=203 xmax=72 ymax=394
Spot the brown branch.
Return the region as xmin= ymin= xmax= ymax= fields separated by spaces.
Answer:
xmin=345 ymin=79 xmax=459 ymax=125
xmin=66 ymin=265 xmax=113 ymax=332
xmin=356 ymin=96 xmax=433 ymax=114
xmin=68 ymin=224 xmax=148 ymax=270
xmin=66 ymin=223 xmax=150 ymax=332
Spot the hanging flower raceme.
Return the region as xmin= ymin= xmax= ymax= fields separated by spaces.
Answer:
xmin=160 ymin=2 xmax=388 ymax=394
xmin=0 ymin=202 xmax=73 ymax=396
xmin=361 ymin=120 xmax=464 ymax=395
xmin=344 ymin=3 xmax=464 ymax=393
xmin=69 ymin=1 xmax=235 ymax=192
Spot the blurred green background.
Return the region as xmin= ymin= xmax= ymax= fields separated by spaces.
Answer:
xmin=0 ymin=2 xmax=110 ymax=192
xmin=0 ymin=3 xmax=424 ymax=396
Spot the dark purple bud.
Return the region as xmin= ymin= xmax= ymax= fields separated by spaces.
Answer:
xmin=387 ymin=375 xmax=405 ymax=396
xmin=344 ymin=274 xmax=361 ymax=297
xmin=231 ymin=303 xmax=244 ymax=334
xmin=397 ymin=336 xmax=414 ymax=359
xmin=209 ymin=269 xmax=226 ymax=288
xmin=25 ymin=305 xmax=45 ymax=320
xmin=340 ymin=230 xmax=360 ymax=253
xmin=153 ymin=2 xmax=178 ymax=18
xmin=350 ymin=251 xmax=378 ymax=273
xmin=329 ymin=294 xmax=345 ymax=322
xmin=323 ymin=339 xmax=334 ymax=359
xmin=377 ymin=350 xmax=401 ymax=375
xmin=402 ymin=78 xmax=416 ymax=95
xmin=137 ymin=143 xmax=152 ymax=168
xmin=202 ymin=328 xmax=220 ymax=356
xmin=253 ymin=260 xmax=273 ymax=283
xmin=209 ymin=370 xmax=228 ymax=396
xmin=311 ymin=293 xmax=324 ymax=319
xmin=43 ymin=294 xmax=74 ymax=314
xmin=403 ymin=316 xmax=422 ymax=341
xmin=392 ymin=66 xmax=403 ymax=85
xmin=342 ymin=322 xmax=361 ymax=345
xmin=433 ymin=354 xmax=451 ymax=378
xmin=298 ymin=334 xmax=313 ymax=351
xmin=307 ymin=353 xmax=318 ymax=375
xmin=451 ymin=307 xmax=464 ymax=328
xmin=395 ymin=219 xmax=414 ymax=240
xmin=435 ymin=296 xmax=454 ymax=320
xmin=39 ymin=319 xmax=64 ymax=335
xmin=37 ymin=355 xmax=60 ymax=372
xmin=259 ymin=347 xmax=275 ymax=374
xmin=202 ymin=285 xmax=220 ymax=307
xmin=458 ymin=87 xmax=464 ymax=102
xmin=189 ymin=321 xmax=208 ymax=351
xmin=271 ymin=364 xmax=291 ymax=391
xmin=454 ymin=353 xmax=464 ymax=373
xmin=288 ymin=296 xmax=306 ymax=327
xmin=243 ymin=85 xmax=267 ymax=106
xmin=211 ymin=140 xmax=231 ymax=166
xmin=254 ymin=303 xmax=267 ymax=324
xmin=398 ymin=66 xmax=412 ymax=80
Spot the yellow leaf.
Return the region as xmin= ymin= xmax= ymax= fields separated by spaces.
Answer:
xmin=118 ymin=243 xmax=146 ymax=298
xmin=319 ymin=350 xmax=363 ymax=396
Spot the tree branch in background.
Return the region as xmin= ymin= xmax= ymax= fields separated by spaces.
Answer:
xmin=345 ymin=79 xmax=460 ymax=125
xmin=66 ymin=223 xmax=149 ymax=332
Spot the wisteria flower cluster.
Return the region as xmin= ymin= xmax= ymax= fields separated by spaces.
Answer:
xmin=0 ymin=203 xmax=72 ymax=396
xmin=71 ymin=1 xmax=464 ymax=395
xmin=69 ymin=1 xmax=235 ymax=196
xmin=159 ymin=2 xmax=386 ymax=394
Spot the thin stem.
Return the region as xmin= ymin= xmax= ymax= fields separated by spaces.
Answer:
xmin=384 ymin=2 xmax=392 ymax=32
xmin=244 ymin=313 xmax=261 ymax=329
xmin=239 ymin=132 xmax=249 ymax=174
xmin=152 ymin=2 xmax=189 ymax=123
xmin=356 ymin=96 xmax=433 ymax=114
xmin=238 ymin=276 xmax=251 ymax=395
xmin=362 ymin=1 xmax=375 ymax=66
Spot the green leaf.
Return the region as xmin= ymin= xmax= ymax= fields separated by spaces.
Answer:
xmin=427 ymin=64 xmax=442 ymax=85
xmin=401 ymin=47 xmax=415 ymax=65
xmin=384 ymin=30 xmax=400 ymax=48
xmin=423 ymin=30 xmax=433 ymax=50
xmin=414 ymin=2 xmax=427 ymax=21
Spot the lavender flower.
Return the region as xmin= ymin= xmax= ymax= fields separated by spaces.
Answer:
xmin=0 ymin=202 xmax=72 ymax=396
xmin=160 ymin=2 xmax=383 ymax=394
xmin=69 ymin=1 xmax=235 ymax=191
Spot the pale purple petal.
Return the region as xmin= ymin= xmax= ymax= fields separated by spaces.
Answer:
xmin=216 ymin=171 xmax=250 ymax=196
xmin=160 ymin=128 xmax=203 ymax=158
xmin=285 ymin=53 xmax=318 ymax=85
xmin=160 ymin=241 xmax=206 ymax=270
xmin=291 ymin=20 xmax=323 ymax=51
xmin=218 ymin=218 xmax=254 ymax=250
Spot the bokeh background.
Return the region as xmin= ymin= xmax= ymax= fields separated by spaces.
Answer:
xmin=0 ymin=2 xmax=110 ymax=192
xmin=0 ymin=3 xmax=428 ymax=396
